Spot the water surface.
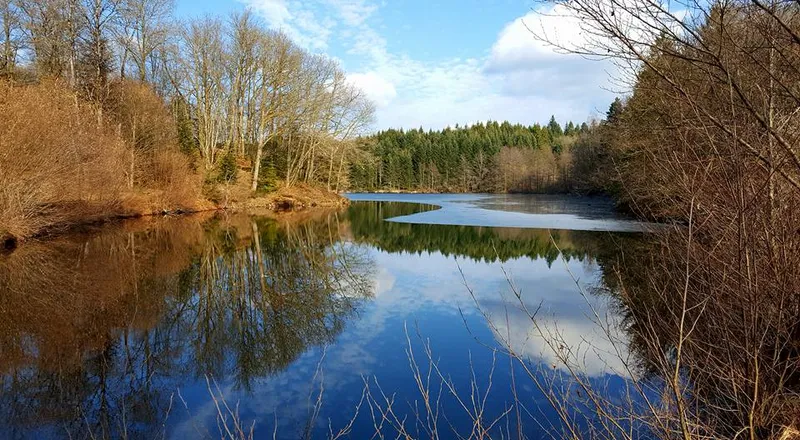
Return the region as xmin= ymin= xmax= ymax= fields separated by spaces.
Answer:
xmin=0 ymin=195 xmax=646 ymax=439
xmin=346 ymin=193 xmax=656 ymax=232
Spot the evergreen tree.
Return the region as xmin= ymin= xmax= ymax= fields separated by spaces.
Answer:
xmin=606 ymin=98 xmax=624 ymax=124
xmin=172 ymin=97 xmax=197 ymax=156
xmin=548 ymin=115 xmax=563 ymax=138
xmin=218 ymin=149 xmax=238 ymax=183
xmin=258 ymin=156 xmax=279 ymax=192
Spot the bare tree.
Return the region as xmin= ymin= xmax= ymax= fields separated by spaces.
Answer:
xmin=78 ymin=0 xmax=119 ymax=99
xmin=18 ymin=0 xmax=73 ymax=80
xmin=0 ymin=0 xmax=21 ymax=74
xmin=225 ymin=9 xmax=260 ymax=157
xmin=251 ymin=30 xmax=299 ymax=191
xmin=118 ymin=0 xmax=171 ymax=82
xmin=179 ymin=16 xmax=226 ymax=169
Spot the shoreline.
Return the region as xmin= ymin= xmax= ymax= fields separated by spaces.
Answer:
xmin=0 ymin=185 xmax=349 ymax=254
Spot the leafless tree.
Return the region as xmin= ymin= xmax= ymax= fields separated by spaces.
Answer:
xmin=0 ymin=0 xmax=21 ymax=74
xmin=117 ymin=0 xmax=172 ymax=82
xmin=179 ymin=16 xmax=226 ymax=168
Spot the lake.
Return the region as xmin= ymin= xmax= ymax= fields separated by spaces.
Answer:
xmin=0 ymin=194 xmax=653 ymax=439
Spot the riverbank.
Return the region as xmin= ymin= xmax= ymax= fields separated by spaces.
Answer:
xmin=0 ymin=184 xmax=348 ymax=254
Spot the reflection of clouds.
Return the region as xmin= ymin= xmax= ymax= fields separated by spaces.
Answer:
xmin=368 ymin=249 xmax=627 ymax=377
xmin=482 ymin=301 xmax=628 ymax=378
xmin=169 ymin=246 xmax=627 ymax=437
xmin=372 ymin=266 xmax=395 ymax=298
xmin=460 ymin=255 xmax=627 ymax=378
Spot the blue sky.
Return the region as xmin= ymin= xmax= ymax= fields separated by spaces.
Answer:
xmin=176 ymin=0 xmax=619 ymax=130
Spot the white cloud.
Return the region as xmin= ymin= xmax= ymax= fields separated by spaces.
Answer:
xmin=239 ymin=0 xmax=619 ymax=130
xmin=241 ymin=0 xmax=336 ymax=50
xmin=352 ymin=5 xmax=617 ymax=129
xmin=247 ymin=0 xmax=291 ymax=26
xmin=347 ymin=72 xmax=397 ymax=107
xmin=326 ymin=0 xmax=377 ymax=26
xmin=488 ymin=6 xmax=587 ymax=71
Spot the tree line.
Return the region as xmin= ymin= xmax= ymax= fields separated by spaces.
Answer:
xmin=0 ymin=0 xmax=374 ymax=240
xmin=350 ymin=117 xmax=594 ymax=193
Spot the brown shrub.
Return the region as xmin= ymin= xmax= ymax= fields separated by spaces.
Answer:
xmin=0 ymin=79 xmax=127 ymax=238
xmin=0 ymin=79 xmax=208 ymax=240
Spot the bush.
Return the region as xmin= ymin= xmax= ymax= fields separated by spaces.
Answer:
xmin=0 ymin=79 xmax=127 ymax=238
xmin=0 ymin=79 xmax=206 ymax=239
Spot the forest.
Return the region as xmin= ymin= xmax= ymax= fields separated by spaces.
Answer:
xmin=349 ymin=117 xmax=592 ymax=193
xmin=0 ymin=0 xmax=372 ymax=241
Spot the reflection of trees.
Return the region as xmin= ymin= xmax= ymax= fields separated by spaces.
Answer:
xmin=177 ymin=216 xmax=374 ymax=390
xmin=346 ymin=201 xmax=632 ymax=264
xmin=0 ymin=213 xmax=374 ymax=438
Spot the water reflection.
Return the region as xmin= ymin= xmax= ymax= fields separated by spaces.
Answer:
xmin=345 ymin=200 xmax=621 ymax=264
xmin=0 ymin=200 xmax=642 ymax=439
xmin=0 ymin=213 xmax=374 ymax=439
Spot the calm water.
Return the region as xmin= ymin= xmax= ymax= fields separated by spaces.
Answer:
xmin=0 ymin=194 xmax=650 ymax=439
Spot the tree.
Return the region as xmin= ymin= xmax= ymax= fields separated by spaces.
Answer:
xmin=118 ymin=0 xmax=172 ymax=82
xmin=19 ymin=0 xmax=75 ymax=80
xmin=0 ymin=0 xmax=21 ymax=75
xmin=547 ymin=115 xmax=563 ymax=138
xmin=605 ymin=97 xmax=623 ymax=124
xmin=78 ymin=0 xmax=119 ymax=99
xmin=179 ymin=17 xmax=226 ymax=169
xmin=225 ymin=9 xmax=260 ymax=157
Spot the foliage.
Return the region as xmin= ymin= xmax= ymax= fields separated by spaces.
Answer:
xmin=171 ymin=95 xmax=198 ymax=157
xmin=257 ymin=156 xmax=279 ymax=193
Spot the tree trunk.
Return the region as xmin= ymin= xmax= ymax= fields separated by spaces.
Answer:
xmin=251 ymin=142 xmax=263 ymax=192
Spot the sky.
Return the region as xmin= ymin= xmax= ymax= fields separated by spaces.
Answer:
xmin=175 ymin=0 xmax=620 ymax=131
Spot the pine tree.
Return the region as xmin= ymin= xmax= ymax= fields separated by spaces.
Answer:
xmin=258 ymin=156 xmax=279 ymax=192
xmin=606 ymin=98 xmax=624 ymax=124
xmin=172 ymin=97 xmax=197 ymax=155
xmin=548 ymin=115 xmax=563 ymax=138
xmin=218 ymin=149 xmax=238 ymax=183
